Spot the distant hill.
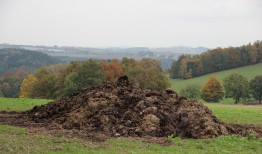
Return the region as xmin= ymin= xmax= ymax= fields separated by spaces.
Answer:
xmin=150 ymin=46 xmax=209 ymax=54
xmin=170 ymin=63 xmax=262 ymax=92
xmin=0 ymin=44 xmax=208 ymax=54
xmin=0 ymin=44 xmax=209 ymax=69
xmin=0 ymin=48 xmax=60 ymax=76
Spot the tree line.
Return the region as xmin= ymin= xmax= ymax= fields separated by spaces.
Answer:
xmin=170 ymin=41 xmax=262 ymax=79
xmin=19 ymin=58 xmax=170 ymax=99
xmin=180 ymin=74 xmax=262 ymax=104
xmin=0 ymin=48 xmax=60 ymax=97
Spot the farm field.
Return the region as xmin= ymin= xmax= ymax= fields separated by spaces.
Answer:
xmin=205 ymin=104 xmax=262 ymax=126
xmin=170 ymin=63 xmax=262 ymax=104
xmin=0 ymin=98 xmax=261 ymax=153
xmin=0 ymin=97 xmax=52 ymax=112
xmin=170 ymin=63 xmax=262 ymax=93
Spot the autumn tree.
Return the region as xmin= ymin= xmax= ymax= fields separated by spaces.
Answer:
xmin=223 ymin=74 xmax=249 ymax=104
xmin=249 ymin=75 xmax=262 ymax=104
xmin=245 ymin=44 xmax=257 ymax=64
xmin=19 ymin=68 xmax=56 ymax=99
xmin=227 ymin=47 xmax=240 ymax=68
xmin=19 ymin=74 xmax=38 ymax=98
xmin=180 ymin=84 xmax=201 ymax=99
xmin=101 ymin=59 xmax=123 ymax=82
xmin=201 ymin=76 xmax=224 ymax=102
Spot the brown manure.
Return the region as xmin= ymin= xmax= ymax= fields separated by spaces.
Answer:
xmin=25 ymin=76 xmax=261 ymax=139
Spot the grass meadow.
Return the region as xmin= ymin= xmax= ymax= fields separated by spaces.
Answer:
xmin=0 ymin=97 xmax=52 ymax=112
xmin=170 ymin=63 xmax=262 ymax=104
xmin=0 ymin=98 xmax=261 ymax=153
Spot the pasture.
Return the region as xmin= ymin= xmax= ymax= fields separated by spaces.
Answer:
xmin=170 ymin=63 xmax=262 ymax=92
xmin=0 ymin=98 xmax=261 ymax=153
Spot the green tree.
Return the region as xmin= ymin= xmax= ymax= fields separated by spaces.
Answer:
xmin=62 ymin=60 xmax=105 ymax=97
xmin=62 ymin=72 xmax=79 ymax=97
xmin=122 ymin=58 xmax=170 ymax=91
xmin=180 ymin=84 xmax=201 ymax=99
xmin=0 ymin=76 xmax=24 ymax=98
xmin=33 ymin=74 xmax=56 ymax=99
xmin=23 ymin=68 xmax=57 ymax=99
xmin=55 ymin=62 xmax=81 ymax=97
xmin=34 ymin=67 xmax=50 ymax=79
xmin=223 ymin=74 xmax=249 ymax=104
xmin=201 ymin=76 xmax=224 ymax=102
xmin=254 ymin=40 xmax=262 ymax=62
xmin=0 ymin=90 xmax=3 ymax=97
xmin=139 ymin=58 xmax=170 ymax=90
xmin=249 ymin=75 xmax=262 ymax=104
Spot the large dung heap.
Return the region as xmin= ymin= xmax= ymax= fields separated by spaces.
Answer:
xmin=26 ymin=76 xmax=257 ymax=139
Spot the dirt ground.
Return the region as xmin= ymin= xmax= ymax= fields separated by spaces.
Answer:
xmin=0 ymin=76 xmax=261 ymax=142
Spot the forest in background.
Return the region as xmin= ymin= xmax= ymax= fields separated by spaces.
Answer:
xmin=1 ymin=41 xmax=262 ymax=100
xmin=170 ymin=41 xmax=262 ymax=79
xmin=0 ymin=49 xmax=60 ymax=97
xmin=0 ymin=48 xmax=59 ymax=76
xmin=0 ymin=55 xmax=170 ymax=98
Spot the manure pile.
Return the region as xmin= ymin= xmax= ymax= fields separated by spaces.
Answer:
xmin=26 ymin=76 xmax=260 ymax=139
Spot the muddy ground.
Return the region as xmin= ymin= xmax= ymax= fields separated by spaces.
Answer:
xmin=0 ymin=76 xmax=261 ymax=142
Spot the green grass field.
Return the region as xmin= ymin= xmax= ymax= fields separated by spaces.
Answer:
xmin=0 ymin=97 xmax=52 ymax=111
xmin=170 ymin=63 xmax=262 ymax=92
xmin=205 ymin=104 xmax=262 ymax=126
xmin=170 ymin=63 xmax=262 ymax=104
xmin=1 ymin=124 xmax=261 ymax=154
xmin=0 ymin=98 xmax=261 ymax=153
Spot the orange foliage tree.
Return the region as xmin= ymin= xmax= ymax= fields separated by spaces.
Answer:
xmin=101 ymin=59 xmax=123 ymax=82
xmin=201 ymin=76 xmax=224 ymax=102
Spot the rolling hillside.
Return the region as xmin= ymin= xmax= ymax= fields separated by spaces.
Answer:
xmin=170 ymin=63 xmax=262 ymax=92
xmin=0 ymin=48 xmax=60 ymax=76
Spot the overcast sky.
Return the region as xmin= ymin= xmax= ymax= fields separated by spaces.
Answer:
xmin=0 ymin=0 xmax=261 ymax=48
